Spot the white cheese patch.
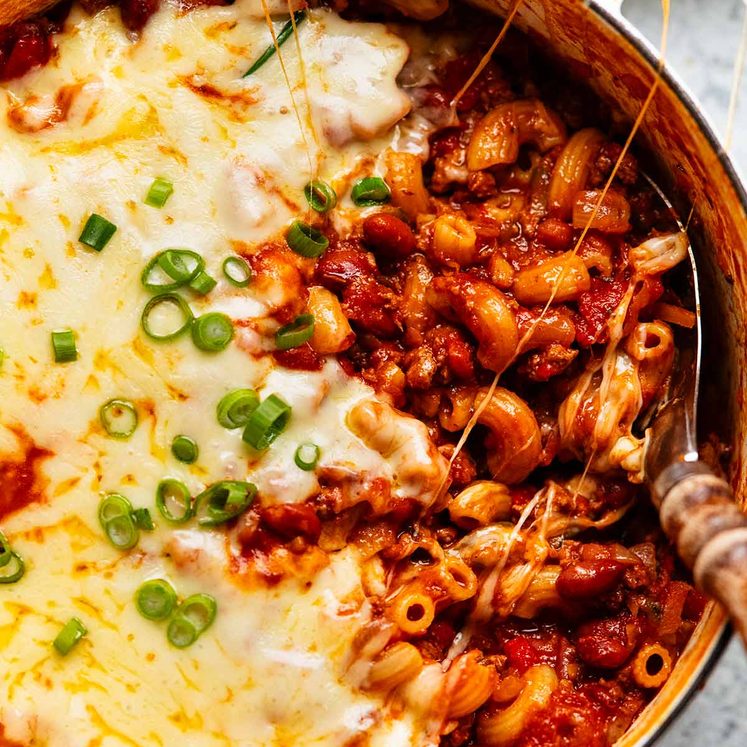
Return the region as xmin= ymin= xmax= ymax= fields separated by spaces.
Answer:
xmin=0 ymin=1 xmax=443 ymax=745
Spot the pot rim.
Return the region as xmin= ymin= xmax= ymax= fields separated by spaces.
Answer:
xmin=587 ymin=2 xmax=741 ymax=744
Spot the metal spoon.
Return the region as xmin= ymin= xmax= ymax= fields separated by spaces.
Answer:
xmin=643 ymin=176 xmax=747 ymax=643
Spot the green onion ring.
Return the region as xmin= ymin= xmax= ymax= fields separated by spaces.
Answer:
xmin=167 ymin=615 xmax=198 ymax=649
xmin=188 ymin=271 xmax=217 ymax=296
xmin=103 ymin=514 xmax=139 ymax=551
xmin=193 ymin=480 xmax=257 ymax=526
xmin=294 ymin=442 xmax=321 ymax=471
xmin=0 ymin=532 xmax=13 ymax=568
xmin=304 ymin=180 xmax=337 ymax=214
xmin=176 ymin=593 xmax=217 ymax=635
xmin=222 ymin=256 xmax=252 ymax=287
xmin=0 ymin=551 xmax=25 ymax=584
xmin=191 ymin=312 xmax=234 ymax=352
xmin=351 ymin=176 xmax=391 ymax=207
xmin=171 ymin=435 xmax=199 ymax=464
xmin=285 ymin=221 xmax=329 ymax=258
xmin=275 ymin=314 xmax=315 ymax=351
xmin=242 ymin=394 xmax=292 ymax=450
xmin=79 ymin=214 xmax=117 ymax=252
xmin=145 ymin=177 xmax=174 ymax=209
xmin=155 ymin=478 xmax=193 ymax=524
xmin=216 ymin=389 xmax=260 ymax=429
xmin=100 ymin=399 xmax=139 ymax=439
xmin=141 ymin=249 xmax=204 ymax=293
xmin=98 ymin=493 xmax=134 ymax=525
xmin=135 ymin=579 xmax=178 ymax=621
xmin=141 ymin=293 xmax=194 ymax=342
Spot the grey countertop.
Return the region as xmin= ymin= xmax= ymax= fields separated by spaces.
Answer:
xmin=621 ymin=0 xmax=747 ymax=744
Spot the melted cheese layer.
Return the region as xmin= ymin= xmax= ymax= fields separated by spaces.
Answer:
xmin=0 ymin=2 xmax=439 ymax=744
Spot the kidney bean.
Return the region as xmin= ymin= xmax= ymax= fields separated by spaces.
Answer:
xmin=0 ymin=22 xmax=54 ymax=81
xmin=120 ymin=0 xmax=159 ymax=32
xmin=362 ymin=213 xmax=417 ymax=259
xmin=556 ymin=559 xmax=626 ymax=600
xmin=261 ymin=504 xmax=322 ymax=543
xmin=314 ymin=246 xmax=377 ymax=291
xmin=576 ymin=616 xmax=638 ymax=669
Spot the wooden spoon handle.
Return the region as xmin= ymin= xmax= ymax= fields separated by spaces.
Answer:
xmin=655 ymin=465 xmax=747 ymax=642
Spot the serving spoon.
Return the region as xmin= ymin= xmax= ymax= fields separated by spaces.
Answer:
xmin=643 ymin=177 xmax=747 ymax=644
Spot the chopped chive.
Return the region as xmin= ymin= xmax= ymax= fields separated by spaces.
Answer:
xmin=53 ymin=617 xmax=87 ymax=656
xmin=79 ymin=213 xmax=117 ymax=251
xmin=351 ymin=177 xmax=390 ymax=207
xmin=100 ymin=399 xmax=138 ymax=439
xmin=191 ymin=312 xmax=234 ymax=352
xmin=51 ymin=329 xmax=77 ymax=363
xmin=222 ymin=256 xmax=252 ymax=287
xmin=243 ymin=10 xmax=307 ymax=77
xmin=286 ymin=220 xmax=329 ymax=258
xmin=171 ymin=435 xmax=198 ymax=464
xmin=294 ymin=442 xmax=320 ymax=471
xmin=242 ymin=394 xmax=291 ymax=450
xmin=145 ymin=177 xmax=174 ymax=208
xmin=275 ymin=314 xmax=314 ymax=350
xmin=135 ymin=579 xmax=177 ymax=621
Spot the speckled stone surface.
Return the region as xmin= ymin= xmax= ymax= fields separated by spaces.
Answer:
xmin=619 ymin=1 xmax=747 ymax=744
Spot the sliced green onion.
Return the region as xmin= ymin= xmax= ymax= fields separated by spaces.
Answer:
xmin=286 ymin=220 xmax=329 ymax=259
xmin=188 ymin=271 xmax=217 ymax=296
xmin=135 ymin=579 xmax=177 ymax=621
xmin=243 ymin=10 xmax=307 ymax=77
xmin=53 ymin=617 xmax=87 ymax=656
xmin=294 ymin=442 xmax=320 ymax=471
xmin=304 ymin=180 xmax=337 ymax=214
xmin=351 ymin=177 xmax=391 ymax=207
xmin=141 ymin=293 xmax=193 ymax=341
xmin=275 ymin=314 xmax=315 ymax=351
xmin=131 ymin=507 xmax=155 ymax=531
xmin=167 ymin=615 xmax=198 ymax=648
xmin=0 ymin=551 xmax=24 ymax=584
xmin=0 ymin=532 xmax=12 ymax=568
xmin=217 ymin=389 xmax=259 ymax=429
xmin=51 ymin=329 xmax=77 ymax=363
xmin=242 ymin=394 xmax=291 ymax=450
xmin=141 ymin=249 xmax=204 ymax=293
xmin=222 ymin=256 xmax=252 ymax=287
xmin=145 ymin=177 xmax=174 ymax=208
xmin=193 ymin=480 xmax=257 ymax=526
xmin=100 ymin=399 xmax=138 ymax=439
xmin=171 ymin=435 xmax=198 ymax=464
xmin=177 ymin=593 xmax=217 ymax=634
xmin=103 ymin=514 xmax=139 ymax=550
xmin=191 ymin=312 xmax=234 ymax=352
xmin=79 ymin=213 xmax=117 ymax=251
xmin=156 ymin=478 xmax=193 ymax=524
xmin=216 ymin=389 xmax=259 ymax=429
xmin=98 ymin=493 xmax=134 ymax=524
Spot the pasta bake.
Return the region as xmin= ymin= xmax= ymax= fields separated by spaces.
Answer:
xmin=0 ymin=1 xmax=706 ymax=745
